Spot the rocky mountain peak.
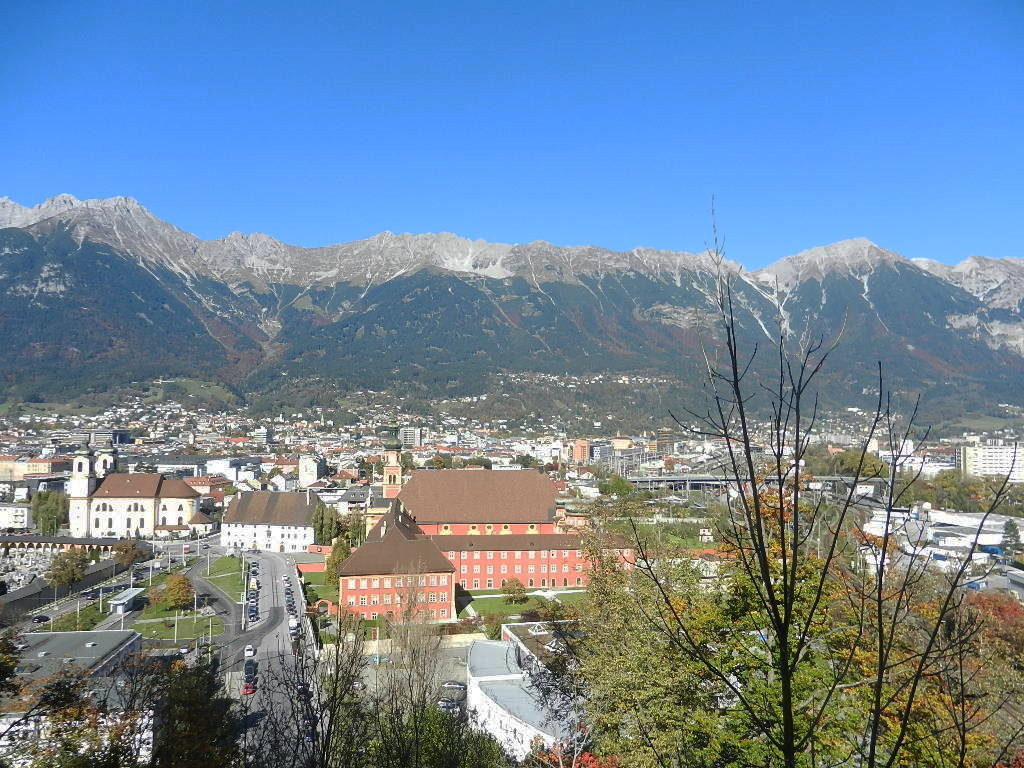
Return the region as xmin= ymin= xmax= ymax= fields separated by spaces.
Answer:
xmin=753 ymin=237 xmax=908 ymax=290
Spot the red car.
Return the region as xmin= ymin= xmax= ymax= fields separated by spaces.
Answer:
xmin=241 ymin=682 xmax=256 ymax=695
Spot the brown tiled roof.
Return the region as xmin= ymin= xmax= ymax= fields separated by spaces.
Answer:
xmin=91 ymin=474 xmax=200 ymax=499
xmin=397 ymin=470 xmax=558 ymax=524
xmin=223 ymin=491 xmax=317 ymax=526
xmin=338 ymin=509 xmax=454 ymax=577
xmin=434 ymin=534 xmax=589 ymax=553
xmin=188 ymin=510 xmax=213 ymax=525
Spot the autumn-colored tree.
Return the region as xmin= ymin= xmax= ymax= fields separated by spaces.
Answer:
xmin=45 ymin=548 xmax=89 ymax=594
xmin=162 ymin=573 xmax=195 ymax=610
xmin=111 ymin=539 xmax=147 ymax=569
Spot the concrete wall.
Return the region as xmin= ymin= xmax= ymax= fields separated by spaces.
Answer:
xmin=0 ymin=558 xmax=132 ymax=625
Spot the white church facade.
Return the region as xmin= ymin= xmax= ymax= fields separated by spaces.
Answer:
xmin=68 ymin=444 xmax=201 ymax=539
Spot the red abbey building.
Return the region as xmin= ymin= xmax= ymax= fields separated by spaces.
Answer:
xmin=338 ymin=443 xmax=633 ymax=621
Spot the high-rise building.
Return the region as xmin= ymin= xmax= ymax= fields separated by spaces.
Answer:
xmin=958 ymin=443 xmax=1024 ymax=483
xmin=399 ymin=427 xmax=426 ymax=448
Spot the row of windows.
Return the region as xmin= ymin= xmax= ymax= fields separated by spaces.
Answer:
xmin=93 ymin=516 xmax=186 ymax=529
xmin=461 ymin=563 xmax=582 ymax=575
xmin=449 ymin=549 xmax=581 ymax=560
xmin=94 ymin=502 xmax=186 ymax=512
xmin=355 ymin=608 xmax=448 ymax=620
xmin=438 ymin=523 xmax=538 ymax=534
xmin=348 ymin=592 xmax=448 ymax=607
xmin=346 ymin=575 xmax=449 ymax=590
xmin=462 ymin=577 xmax=583 ymax=589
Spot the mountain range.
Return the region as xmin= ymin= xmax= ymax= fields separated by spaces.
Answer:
xmin=1 ymin=194 xmax=1022 ymax=426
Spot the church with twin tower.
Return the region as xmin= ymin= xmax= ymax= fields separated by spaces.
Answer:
xmin=68 ymin=443 xmax=200 ymax=539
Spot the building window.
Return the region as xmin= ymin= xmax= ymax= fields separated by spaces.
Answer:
xmin=486 ymin=566 xmax=493 ymax=574
xmin=528 ymin=565 xmax=535 ymax=573
xmin=359 ymin=596 xmax=367 ymax=606
xmin=528 ymin=551 xmax=535 ymax=559
xmin=383 ymin=578 xmax=392 ymax=588
xmin=540 ymin=551 xmax=547 ymax=559
xmin=440 ymin=609 xmax=447 ymax=618
xmin=93 ymin=518 xmax=99 ymax=529
xmin=473 ymin=551 xmax=480 ymax=560
xmin=347 ymin=579 xmax=356 ymax=590
xmin=473 ymin=566 xmax=480 ymax=574
xmin=514 ymin=565 xmax=521 ymax=574
xmin=428 ymin=593 xmax=436 ymax=603
xmin=500 ymin=565 xmax=508 ymax=574
xmin=486 ymin=551 xmax=494 ymax=560
xmin=528 ymin=579 xmax=534 ymax=587
xmin=541 ymin=565 xmax=547 ymax=573
xmin=439 ymin=575 xmax=447 ymax=585
xmin=514 ymin=552 xmax=521 ymax=559
xmin=383 ymin=594 xmax=392 ymax=604
xmin=371 ymin=596 xmax=379 ymax=605
xmin=428 ymin=575 xmax=436 ymax=586
xmin=371 ymin=612 xmax=378 ymax=620
xmin=486 ymin=579 xmax=493 ymax=588
xmin=418 ymin=576 xmax=426 ymax=587
xmin=461 ymin=565 xmax=468 ymax=574
xmin=372 ymin=578 xmax=379 ymax=589
xmin=437 ymin=592 xmax=446 ymax=602
xmin=107 ymin=517 xmax=112 ymax=530
xmin=472 ymin=579 xmax=479 ymax=588
xmin=500 ymin=551 xmax=508 ymax=559
xmin=360 ymin=579 xmax=368 ymax=589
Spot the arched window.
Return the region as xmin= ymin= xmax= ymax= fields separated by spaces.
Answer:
xmin=160 ymin=516 xmax=166 ymax=526
xmin=77 ymin=461 xmax=84 ymax=473
xmin=107 ymin=518 xmax=112 ymax=530
xmin=177 ymin=504 xmax=183 ymax=512
xmin=161 ymin=504 xmax=166 ymax=511
xmin=93 ymin=518 xmax=99 ymax=529
xmin=576 ymin=577 xmax=582 ymax=586
xmin=177 ymin=517 xmax=183 ymax=526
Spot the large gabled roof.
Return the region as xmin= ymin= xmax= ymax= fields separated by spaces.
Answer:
xmin=338 ymin=508 xmax=454 ymax=577
xmin=397 ymin=470 xmax=558 ymax=524
xmin=223 ymin=491 xmax=317 ymax=526
xmin=91 ymin=474 xmax=199 ymax=499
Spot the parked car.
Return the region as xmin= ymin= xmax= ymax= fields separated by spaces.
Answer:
xmin=31 ymin=615 xmax=49 ymax=624
xmin=179 ymin=646 xmax=190 ymax=655
xmin=241 ymin=682 xmax=256 ymax=695
xmin=437 ymin=698 xmax=460 ymax=714
xmin=440 ymin=680 xmax=467 ymax=701
xmin=244 ymin=644 xmax=256 ymax=658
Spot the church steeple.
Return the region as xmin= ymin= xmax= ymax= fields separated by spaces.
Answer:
xmin=381 ymin=426 xmax=404 ymax=499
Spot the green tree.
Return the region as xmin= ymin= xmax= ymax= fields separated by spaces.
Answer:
xmin=465 ymin=457 xmax=492 ymax=469
xmin=324 ymin=543 xmax=348 ymax=586
xmin=501 ymin=577 xmax=528 ymax=605
xmin=31 ymin=491 xmax=69 ymax=535
xmin=311 ymin=502 xmax=341 ymax=545
xmin=1005 ymin=518 xmax=1022 ymax=553
xmin=162 ymin=573 xmax=195 ymax=610
xmin=515 ymin=454 xmax=539 ymax=468
xmin=400 ymin=451 xmax=416 ymax=471
xmin=597 ymin=474 xmax=633 ymax=497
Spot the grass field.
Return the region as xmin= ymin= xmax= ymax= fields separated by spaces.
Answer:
xmin=461 ymin=590 xmax=588 ymax=619
xmin=49 ymin=602 xmax=106 ymax=632
xmin=302 ymin=571 xmax=339 ymax=603
xmin=204 ymin=556 xmax=246 ymax=601
xmin=135 ymin=615 xmax=224 ymax=641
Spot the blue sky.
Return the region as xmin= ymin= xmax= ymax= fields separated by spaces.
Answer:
xmin=2 ymin=1 xmax=1021 ymax=268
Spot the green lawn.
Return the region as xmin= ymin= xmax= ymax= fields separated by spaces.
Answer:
xmin=462 ymin=590 xmax=588 ymax=619
xmin=302 ymin=571 xmax=338 ymax=603
xmin=135 ymin=615 xmax=224 ymax=641
xmin=204 ymin=556 xmax=246 ymax=601
xmin=50 ymin=603 xmax=106 ymax=632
